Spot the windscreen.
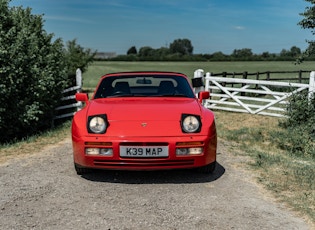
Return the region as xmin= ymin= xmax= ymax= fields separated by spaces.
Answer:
xmin=94 ymin=75 xmax=195 ymax=99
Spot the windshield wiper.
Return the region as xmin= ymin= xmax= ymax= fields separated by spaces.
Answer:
xmin=107 ymin=94 xmax=134 ymax=98
xmin=155 ymin=94 xmax=188 ymax=97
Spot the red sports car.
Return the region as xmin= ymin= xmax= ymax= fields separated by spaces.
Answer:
xmin=72 ymin=72 xmax=217 ymax=175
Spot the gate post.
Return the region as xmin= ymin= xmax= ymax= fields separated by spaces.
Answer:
xmin=76 ymin=68 xmax=83 ymax=110
xmin=76 ymin=68 xmax=82 ymax=92
xmin=309 ymin=71 xmax=315 ymax=101
xmin=193 ymin=69 xmax=205 ymax=95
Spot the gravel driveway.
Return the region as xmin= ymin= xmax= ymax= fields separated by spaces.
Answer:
xmin=0 ymin=138 xmax=311 ymax=230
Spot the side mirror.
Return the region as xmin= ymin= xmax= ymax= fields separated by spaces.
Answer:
xmin=75 ymin=93 xmax=89 ymax=103
xmin=198 ymin=91 xmax=210 ymax=103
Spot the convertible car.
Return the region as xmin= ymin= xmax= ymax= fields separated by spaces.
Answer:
xmin=72 ymin=71 xmax=217 ymax=175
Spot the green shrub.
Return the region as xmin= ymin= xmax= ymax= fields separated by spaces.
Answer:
xmin=0 ymin=1 xmax=68 ymax=142
xmin=63 ymin=39 xmax=96 ymax=86
xmin=276 ymin=91 xmax=315 ymax=158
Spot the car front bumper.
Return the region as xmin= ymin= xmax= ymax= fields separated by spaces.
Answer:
xmin=72 ymin=134 xmax=217 ymax=171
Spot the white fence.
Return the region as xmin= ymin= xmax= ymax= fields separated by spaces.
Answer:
xmin=194 ymin=69 xmax=315 ymax=117
xmin=53 ymin=69 xmax=82 ymax=121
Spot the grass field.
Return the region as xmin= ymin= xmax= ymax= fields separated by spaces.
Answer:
xmin=82 ymin=61 xmax=315 ymax=88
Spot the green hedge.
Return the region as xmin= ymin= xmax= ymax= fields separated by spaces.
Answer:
xmin=0 ymin=1 xmax=68 ymax=142
xmin=276 ymin=92 xmax=315 ymax=158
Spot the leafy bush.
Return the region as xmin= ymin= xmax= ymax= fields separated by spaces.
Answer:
xmin=63 ymin=39 xmax=95 ymax=86
xmin=0 ymin=1 xmax=68 ymax=142
xmin=276 ymin=91 xmax=315 ymax=158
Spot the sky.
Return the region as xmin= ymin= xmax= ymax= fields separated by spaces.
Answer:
xmin=9 ymin=0 xmax=314 ymax=55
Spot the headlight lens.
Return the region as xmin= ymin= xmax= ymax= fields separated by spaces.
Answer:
xmin=181 ymin=114 xmax=201 ymax=133
xmin=88 ymin=115 xmax=108 ymax=134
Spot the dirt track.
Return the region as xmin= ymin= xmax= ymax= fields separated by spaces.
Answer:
xmin=0 ymin=138 xmax=311 ymax=230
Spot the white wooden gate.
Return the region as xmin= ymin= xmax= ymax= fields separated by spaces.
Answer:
xmin=54 ymin=69 xmax=82 ymax=120
xmin=194 ymin=70 xmax=315 ymax=117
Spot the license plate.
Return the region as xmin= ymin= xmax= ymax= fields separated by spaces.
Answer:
xmin=120 ymin=146 xmax=168 ymax=157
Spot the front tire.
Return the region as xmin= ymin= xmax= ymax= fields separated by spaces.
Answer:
xmin=197 ymin=161 xmax=216 ymax=173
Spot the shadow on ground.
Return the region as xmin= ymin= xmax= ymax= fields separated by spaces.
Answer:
xmin=80 ymin=161 xmax=225 ymax=184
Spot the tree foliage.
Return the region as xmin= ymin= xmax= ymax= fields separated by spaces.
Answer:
xmin=0 ymin=1 xmax=68 ymax=142
xmin=127 ymin=46 xmax=137 ymax=55
xmin=138 ymin=46 xmax=155 ymax=57
xmin=299 ymin=0 xmax=315 ymax=34
xmin=63 ymin=39 xmax=95 ymax=87
xmin=298 ymin=0 xmax=315 ymax=60
xmin=280 ymin=46 xmax=301 ymax=58
xmin=64 ymin=39 xmax=95 ymax=75
xmin=119 ymin=43 xmax=306 ymax=62
xmin=231 ymin=48 xmax=253 ymax=60
xmin=169 ymin=38 xmax=193 ymax=55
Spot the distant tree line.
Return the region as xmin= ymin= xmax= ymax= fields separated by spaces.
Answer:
xmin=106 ymin=38 xmax=315 ymax=62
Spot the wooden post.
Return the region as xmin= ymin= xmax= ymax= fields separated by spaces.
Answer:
xmin=222 ymin=72 xmax=227 ymax=87
xmin=266 ymin=71 xmax=270 ymax=80
xmin=241 ymin=71 xmax=248 ymax=96
xmin=299 ymin=70 xmax=302 ymax=83
xmin=255 ymin=72 xmax=259 ymax=89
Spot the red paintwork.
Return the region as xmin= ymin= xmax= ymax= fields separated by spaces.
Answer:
xmin=72 ymin=72 xmax=217 ymax=171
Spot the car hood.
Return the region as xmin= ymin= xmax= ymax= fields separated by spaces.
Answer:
xmin=88 ymin=98 xmax=202 ymax=120
xmin=85 ymin=98 xmax=204 ymax=136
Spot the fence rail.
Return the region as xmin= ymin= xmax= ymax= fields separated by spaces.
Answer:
xmin=194 ymin=69 xmax=315 ymax=117
xmin=53 ymin=69 xmax=82 ymax=122
xmin=209 ymin=70 xmax=311 ymax=83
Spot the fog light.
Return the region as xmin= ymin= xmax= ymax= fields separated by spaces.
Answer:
xmin=176 ymin=148 xmax=189 ymax=155
xmin=86 ymin=148 xmax=100 ymax=155
xmin=85 ymin=148 xmax=113 ymax=156
xmin=188 ymin=147 xmax=203 ymax=155
xmin=100 ymin=148 xmax=113 ymax=156
xmin=176 ymin=147 xmax=203 ymax=156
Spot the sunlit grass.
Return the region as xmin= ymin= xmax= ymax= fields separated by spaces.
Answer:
xmin=83 ymin=61 xmax=315 ymax=88
xmin=0 ymin=121 xmax=71 ymax=164
xmin=215 ymin=111 xmax=315 ymax=223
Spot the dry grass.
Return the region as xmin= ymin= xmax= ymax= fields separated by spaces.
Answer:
xmin=0 ymin=121 xmax=71 ymax=164
xmin=214 ymin=111 xmax=315 ymax=225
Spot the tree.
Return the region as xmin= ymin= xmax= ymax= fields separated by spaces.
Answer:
xmin=231 ymin=48 xmax=253 ymax=59
xmin=298 ymin=0 xmax=315 ymax=59
xmin=280 ymin=48 xmax=291 ymax=57
xmin=299 ymin=0 xmax=315 ymax=34
xmin=211 ymin=52 xmax=228 ymax=61
xmin=0 ymin=1 xmax=68 ymax=142
xmin=169 ymin=38 xmax=193 ymax=55
xmin=138 ymin=46 xmax=154 ymax=57
xmin=155 ymin=47 xmax=170 ymax=57
xmin=64 ymin=39 xmax=96 ymax=75
xmin=261 ymin=52 xmax=271 ymax=59
xmin=127 ymin=46 xmax=137 ymax=55
xmin=290 ymin=46 xmax=301 ymax=57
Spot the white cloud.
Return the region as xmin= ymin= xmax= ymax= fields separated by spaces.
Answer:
xmin=44 ymin=15 xmax=93 ymax=24
xmin=234 ymin=26 xmax=245 ymax=30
